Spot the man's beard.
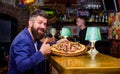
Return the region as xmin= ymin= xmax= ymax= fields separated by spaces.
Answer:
xmin=31 ymin=26 xmax=45 ymax=41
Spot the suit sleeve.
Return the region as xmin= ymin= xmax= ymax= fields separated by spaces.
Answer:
xmin=13 ymin=40 xmax=45 ymax=72
xmin=49 ymin=41 xmax=57 ymax=46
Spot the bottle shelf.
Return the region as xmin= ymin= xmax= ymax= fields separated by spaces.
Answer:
xmin=61 ymin=22 xmax=108 ymax=26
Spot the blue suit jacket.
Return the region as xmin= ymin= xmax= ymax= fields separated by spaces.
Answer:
xmin=8 ymin=27 xmax=45 ymax=74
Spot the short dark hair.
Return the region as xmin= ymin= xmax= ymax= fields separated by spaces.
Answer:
xmin=76 ymin=16 xmax=86 ymax=20
xmin=29 ymin=9 xmax=47 ymax=19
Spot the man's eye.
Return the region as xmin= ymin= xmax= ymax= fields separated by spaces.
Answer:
xmin=38 ymin=22 xmax=42 ymax=24
xmin=44 ymin=23 xmax=47 ymax=26
xmin=38 ymin=21 xmax=47 ymax=26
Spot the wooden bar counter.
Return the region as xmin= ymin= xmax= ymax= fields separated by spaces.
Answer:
xmin=48 ymin=53 xmax=120 ymax=74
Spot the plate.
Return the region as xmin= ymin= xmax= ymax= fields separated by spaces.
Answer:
xmin=50 ymin=41 xmax=87 ymax=57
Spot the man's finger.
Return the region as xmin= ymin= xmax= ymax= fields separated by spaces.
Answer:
xmin=43 ymin=38 xmax=48 ymax=45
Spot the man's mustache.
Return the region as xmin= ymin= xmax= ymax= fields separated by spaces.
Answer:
xmin=38 ymin=28 xmax=46 ymax=33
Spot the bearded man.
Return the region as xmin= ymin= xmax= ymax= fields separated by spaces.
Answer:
xmin=8 ymin=9 xmax=65 ymax=74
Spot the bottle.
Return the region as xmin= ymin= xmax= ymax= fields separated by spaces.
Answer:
xmin=95 ymin=15 xmax=98 ymax=22
xmin=105 ymin=15 xmax=108 ymax=23
xmin=102 ymin=15 xmax=105 ymax=22
xmin=112 ymin=28 xmax=115 ymax=39
xmin=115 ymin=28 xmax=118 ymax=39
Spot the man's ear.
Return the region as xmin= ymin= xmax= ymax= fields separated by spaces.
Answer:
xmin=29 ymin=20 xmax=33 ymax=27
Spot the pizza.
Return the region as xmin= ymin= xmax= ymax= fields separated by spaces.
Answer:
xmin=50 ymin=41 xmax=86 ymax=56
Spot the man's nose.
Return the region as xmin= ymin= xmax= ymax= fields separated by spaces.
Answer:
xmin=41 ymin=23 xmax=46 ymax=28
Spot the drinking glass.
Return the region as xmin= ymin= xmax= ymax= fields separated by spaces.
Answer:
xmin=50 ymin=28 xmax=57 ymax=38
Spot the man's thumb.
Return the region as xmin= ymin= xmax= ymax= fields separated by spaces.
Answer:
xmin=43 ymin=38 xmax=48 ymax=45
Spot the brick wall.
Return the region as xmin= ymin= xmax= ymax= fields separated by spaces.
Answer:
xmin=0 ymin=2 xmax=29 ymax=33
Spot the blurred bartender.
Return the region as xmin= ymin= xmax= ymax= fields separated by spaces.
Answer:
xmin=75 ymin=16 xmax=89 ymax=46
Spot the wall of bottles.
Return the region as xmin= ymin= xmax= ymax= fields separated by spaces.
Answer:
xmin=77 ymin=0 xmax=102 ymax=9
xmin=57 ymin=0 xmax=108 ymax=23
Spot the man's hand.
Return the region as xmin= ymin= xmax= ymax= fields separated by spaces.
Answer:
xmin=40 ymin=38 xmax=51 ymax=55
xmin=57 ymin=38 xmax=69 ymax=44
xmin=40 ymin=38 xmax=56 ymax=43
